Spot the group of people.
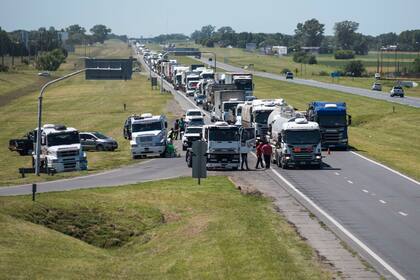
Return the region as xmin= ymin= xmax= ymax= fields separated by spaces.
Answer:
xmin=168 ymin=118 xmax=185 ymax=141
xmin=240 ymin=139 xmax=272 ymax=171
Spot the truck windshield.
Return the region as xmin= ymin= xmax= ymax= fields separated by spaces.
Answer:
xmin=202 ymin=73 xmax=214 ymax=79
xmin=223 ymin=102 xmax=240 ymax=112
xmin=209 ymin=128 xmax=239 ymax=141
xmin=283 ymin=130 xmax=321 ymax=145
xmin=254 ymin=111 xmax=273 ymax=124
xmin=47 ymin=131 xmax=80 ymax=146
xmin=235 ymin=79 xmax=252 ymax=90
xmin=186 ymin=127 xmax=202 ymax=134
xmin=187 ymin=111 xmax=202 ymax=116
xmin=318 ymin=115 xmax=347 ymax=127
xmin=132 ymin=122 xmax=162 ymax=132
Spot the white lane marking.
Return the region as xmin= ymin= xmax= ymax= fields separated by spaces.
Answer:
xmin=362 ymin=189 xmax=369 ymax=193
xmin=351 ymin=151 xmax=420 ymax=186
xmin=334 ymin=172 xmax=340 ymax=176
xmin=398 ymin=212 xmax=408 ymax=217
xmin=268 ymin=166 xmax=406 ymax=280
xmin=347 ymin=180 xmax=354 ymax=184
xmin=379 ymin=200 xmax=387 ymax=204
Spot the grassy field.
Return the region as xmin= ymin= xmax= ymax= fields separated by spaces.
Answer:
xmin=253 ymin=76 xmax=420 ymax=180
xmin=0 ymin=176 xmax=331 ymax=279
xmin=194 ymin=46 xmax=420 ymax=97
xmin=0 ymin=40 xmax=176 ymax=186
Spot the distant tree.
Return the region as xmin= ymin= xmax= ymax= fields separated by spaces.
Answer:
xmin=334 ymin=21 xmax=359 ymax=49
xmin=0 ymin=27 xmax=11 ymax=66
xmin=377 ymin=32 xmax=398 ymax=47
xmin=294 ymin=18 xmax=325 ymax=47
xmin=90 ymin=24 xmax=111 ymax=44
xmin=216 ymin=26 xmax=236 ymax=47
xmin=344 ymin=60 xmax=365 ymax=77
xmin=66 ymin=24 xmax=86 ymax=36
xmin=36 ymin=48 xmax=67 ymax=71
xmin=352 ymin=33 xmax=369 ymax=55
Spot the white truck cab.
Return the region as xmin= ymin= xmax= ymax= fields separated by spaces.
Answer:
xmin=126 ymin=114 xmax=168 ymax=159
xmin=34 ymin=124 xmax=87 ymax=172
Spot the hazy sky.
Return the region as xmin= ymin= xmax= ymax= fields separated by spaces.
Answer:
xmin=1 ymin=0 xmax=419 ymax=37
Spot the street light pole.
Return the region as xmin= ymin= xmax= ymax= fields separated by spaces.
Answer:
xmin=35 ymin=67 xmax=122 ymax=176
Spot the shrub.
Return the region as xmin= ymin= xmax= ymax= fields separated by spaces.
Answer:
xmin=334 ymin=50 xmax=355 ymax=59
xmin=36 ymin=49 xmax=67 ymax=71
xmin=281 ymin=68 xmax=291 ymax=74
xmin=0 ymin=64 xmax=9 ymax=72
xmin=293 ymin=51 xmax=307 ymax=63
xmin=344 ymin=60 xmax=365 ymax=77
xmin=307 ymin=55 xmax=317 ymax=64
xmin=318 ymin=70 xmax=329 ymax=76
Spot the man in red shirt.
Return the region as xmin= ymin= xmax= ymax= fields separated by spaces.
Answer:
xmin=262 ymin=141 xmax=273 ymax=169
xmin=255 ymin=140 xmax=265 ymax=169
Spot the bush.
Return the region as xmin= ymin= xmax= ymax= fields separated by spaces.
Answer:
xmin=334 ymin=50 xmax=355 ymax=59
xmin=36 ymin=49 xmax=66 ymax=71
xmin=281 ymin=68 xmax=291 ymax=74
xmin=293 ymin=51 xmax=307 ymax=63
xmin=307 ymin=55 xmax=317 ymax=64
xmin=0 ymin=64 xmax=9 ymax=72
xmin=344 ymin=60 xmax=365 ymax=77
xmin=318 ymin=70 xmax=329 ymax=76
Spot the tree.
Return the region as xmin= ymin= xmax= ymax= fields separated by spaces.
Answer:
xmin=66 ymin=24 xmax=86 ymax=36
xmin=90 ymin=24 xmax=111 ymax=44
xmin=36 ymin=48 xmax=66 ymax=71
xmin=334 ymin=21 xmax=359 ymax=49
xmin=352 ymin=33 xmax=369 ymax=55
xmin=0 ymin=27 xmax=11 ymax=66
xmin=294 ymin=18 xmax=325 ymax=47
xmin=344 ymin=60 xmax=365 ymax=77
xmin=217 ymin=26 xmax=236 ymax=47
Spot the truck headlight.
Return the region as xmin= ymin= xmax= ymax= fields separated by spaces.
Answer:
xmin=315 ymin=155 xmax=322 ymax=160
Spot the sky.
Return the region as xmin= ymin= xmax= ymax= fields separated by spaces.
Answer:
xmin=1 ymin=0 xmax=419 ymax=37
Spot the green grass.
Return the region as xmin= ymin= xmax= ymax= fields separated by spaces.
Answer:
xmin=253 ymin=76 xmax=420 ymax=180
xmin=0 ymin=40 xmax=175 ymax=186
xmin=0 ymin=176 xmax=331 ymax=280
xmin=194 ymin=46 xmax=420 ymax=97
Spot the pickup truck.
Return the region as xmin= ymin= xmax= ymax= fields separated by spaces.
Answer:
xmin=9 ymin=132 xmax=34 ymax=156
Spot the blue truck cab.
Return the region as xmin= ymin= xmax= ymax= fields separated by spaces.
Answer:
xmin=306 ymin=102 xmax=351 ymax=149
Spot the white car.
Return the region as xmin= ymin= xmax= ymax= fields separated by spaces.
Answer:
xmin=185 ymin=109 xmax=203 ymax=122
xmin=186 ymin=116 xmax=205 ymax=128
xmin=181 ymin=126 xmax=202 ymax=150
xmin=371 ymin=82 xmax=382 ymax=91
xmin=390 ymin=86 xmax=404 ymax=98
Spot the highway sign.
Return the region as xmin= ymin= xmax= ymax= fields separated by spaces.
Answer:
xmin=85 ymin=58 xmax=133 ymax=80
xmin=192 ymin=141 xmax=207 ymax=183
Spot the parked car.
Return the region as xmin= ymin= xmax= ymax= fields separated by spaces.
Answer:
xmin=371 ymin=82 xmax=382 ymax=91
xmin=285 ymin=72 xmax=294 ymax=79
xmin=38 ymin=71 xmax=50 ymax=77
xmin=80 ymin=131 xmax=118 ymax=151
xmin=390 ymin=86 xmax=404 ymax=98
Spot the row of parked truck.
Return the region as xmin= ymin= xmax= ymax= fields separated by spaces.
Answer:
xmin=133 ymin=42 xmax=352 ymax=170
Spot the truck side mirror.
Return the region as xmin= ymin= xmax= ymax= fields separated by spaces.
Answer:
xmin=348 ymin=115 xmax=352 ymax=126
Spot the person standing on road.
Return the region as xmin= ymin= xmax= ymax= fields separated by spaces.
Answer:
xmin=262 ymin=141 xmax=273 ymax=169
xmin=241 ymin=152 xmax=249 ymax=171
xmin=173 ymin=119 xmax=179 ymax=140
xmin=255 ymin=140 xmax=264 ymax=169
xmin=179 ymin=117 xmax=185 ymax=137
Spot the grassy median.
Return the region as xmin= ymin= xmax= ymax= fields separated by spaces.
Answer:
xmin=0 ymin=176 xmax=331 ymax=279
xmin=0 ymin=40 xmax=176 ymax=186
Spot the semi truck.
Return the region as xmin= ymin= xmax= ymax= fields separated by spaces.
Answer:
xmin=210 ymin=90 xmax=246 ymax=122
xmin=306 ymin=102 xmax=351 ymax=149
xmin=203 ymin=122 xmax=241 ymax=170
xmin=268 ymin=109 xmax=322 ymax=169
xmin=182 ymin=71 xmax=200 ymax=95
xmin=241 ymin=99 xmax=279 ymax=137
xmin=224 ymin=72 xmax=254 ymax=96
xmin=33 ymin=124 xmax=87 ymax=172
xmin=203 ymin=83 xmax=237 ymax=111
xmin=172 ymin=66 xmax=189 ymax=90
xmin=123 ymin=113 xmax=168 ymax=159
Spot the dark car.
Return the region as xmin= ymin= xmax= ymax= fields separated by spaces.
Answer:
xmin=80 ymin=132 xmax=118 ymax=151
xmin=285 ymin=72 xmax=294 ymax=79
xmin=194 ymin=93 xmax=206 ymax=106
xmin=8 ymin=131 xmax=34 ymax=156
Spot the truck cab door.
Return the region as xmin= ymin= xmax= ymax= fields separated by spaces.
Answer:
xmin=240 ymin=127 xmax=256 ymax=153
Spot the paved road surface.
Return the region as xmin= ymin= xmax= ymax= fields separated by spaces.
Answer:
xmin=196 ymin=57 xmax=420 ymax=108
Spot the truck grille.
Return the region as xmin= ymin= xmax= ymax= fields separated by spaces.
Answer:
xmin=293 ymin=153 xmax=313 ymax=161
xmin=57 ymin=150 xmax=79 ymax=157
xmin=63 ymin=161 xmax=77 ymax=170
xmin=323 ymin=132 xmax=340 ymax=143
xmin=140 ymin=136 xmax=153 ymax=142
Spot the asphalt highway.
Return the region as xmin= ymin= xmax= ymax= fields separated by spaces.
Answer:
xmin=196 ymin=58 xmax=420 ymax=108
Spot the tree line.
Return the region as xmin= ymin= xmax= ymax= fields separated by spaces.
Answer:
xmin=188 ymin=20 xmax=420 ymax=55
xmin=0 ymin=24 xmax=126 ymax=71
